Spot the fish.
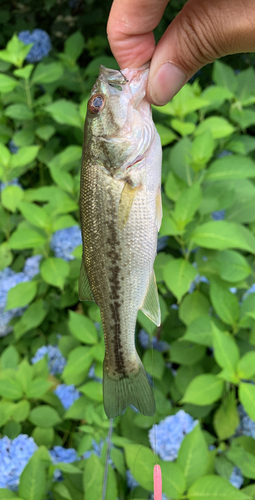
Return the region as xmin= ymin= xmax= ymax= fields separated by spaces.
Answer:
xmin=79 ymin=64 xmax=162 ymax=418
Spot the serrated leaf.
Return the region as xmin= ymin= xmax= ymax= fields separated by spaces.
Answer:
xmin=163 ymin=258 xmax=197 ymax=301
xmin=210 ymin=281 xmax=239 ymax=326
xmin=177 ymin=423 xmax=209 ymax=488
xmin=195 ymin=117 xmax=235 ymax=139
xmin=0 ymin=74 xmax=18 ymax=93
xmin=191 ymin=221 xmax=255 ymax=253
xmin=68 ymin=310 xmax=97 ymax=344
xmin=45 ymin=100 xmax=83 ymax=128
xmin=19 ymin=202 xmax=50 ymax=229
xmin=32 ymin=62 xmax=63 ymax=84
xmin=211 ymin=324 xmax=239 ymax=380
xmin=237 ymin=352 xmax=255 ymax=379
xmin=182 ymin=374 xmax=224 ymax=405
xmin=6 ymin=281 xmax=37 ymax=310
xmin=8 ymin=229 xmax=46 ymax=250
xmin=1 ymin=185 xmax=24 ymax=212
xmin=173 ymin=183 xmax=201 ymax=229
xmin=188 ymin=474 xmax=248 ymax=500
xmin=213 ymin=391 xmax=239 ymax=440
xmin=239 ymin=383 xmax=255 ymax=421
xmin=19 ymin=456 xmax=45 ymax=500
xmin=29 ymin=405 xmax=61 ymax=427
xmin=10 ymin=146 xmax=40 ymax=169
xmin=206 ymin=155 xmax=255 ymax=181
xmin=40 ymin=258 xmax=69 ymax=289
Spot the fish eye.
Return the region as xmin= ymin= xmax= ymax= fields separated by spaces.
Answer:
xmin=88 ymin=94 xmax=105 ymax=114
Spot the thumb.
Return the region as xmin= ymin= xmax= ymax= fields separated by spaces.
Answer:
xmin=148 ymin=0 xmax=255 ymax=105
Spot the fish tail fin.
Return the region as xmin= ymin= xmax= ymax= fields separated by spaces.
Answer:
xmin=103 ymin=358 xmax=155 ymax=418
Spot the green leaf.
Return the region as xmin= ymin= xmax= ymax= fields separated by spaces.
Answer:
xmin=182 ymin=316 xmax=213 ymax=346
xmin=210 ymin=281 xmax=239 ymax=326
xmin=45 ymin=100 xmax=83 ymax=128
xmin=195 ymin=117 xmax=235 ymax=139
xmin=1 ymin=185 xmax=24 ymax=212
xmin=6 ymin=280 xmax=37 ymax=310
xmin=0 ymin=74 xmax=18 ymax=93
xmin=177 ymin=423 xmax=209 ymax=488
xmin=12 ymin=400 xmax=30 ymax=422
xmin=40 ymin=258 xmax=69 ymax=290
xmin=14 ymin=299 xmax=48 ymax=339
xmin=35 ymin=125 xmax=55 ymax=141
xmin=0 ymin=143 xmax=11 ymax=167
xmin=179 ymin=291 xmax=210 ymax=326
xmin=191 ymin=221 xmax=255 ymax=253
xmin=26 ymin=378 xmax=52 ymax=399
xmin=190 ymin=130 xmax=214 ymax=170
xmin=83 ymin=454 xmax=117 ymax=500
xmin=49 ymin=166 xmax=74 ymax=194
xmin=143 ymin=350 xmax=166 ymax=379
xmin=227 ymin=442 xmax=255 ymax=479
xmin=19 ymin=202 xmax=50 ymax=229
xmin=79 ymin=381 xmax=103 ymax=401
xmin=0 ymin=402 xmax=15 ymax=426
xmin=213 ymin=60 xmax=237 ymax=93
xmin=48 ymin=145 xmax=82 ymax=170
xmin=32 ymin=62 xmax=63 ymax=84
xmin=0 ymin=378 xmax=23 ymax=400
xmin=19 ymin=456 xmax=45 ymax=500
xmin=206 ymin=155 xmax=255 ymax=181
xmin=155 ymin=123 xmax=176 ymax=146
xmin=10 ymin=146 xmax=40 ymax=169
xmin=63 ymin=347 xmax=92 ymax=385
xmin=64 ymin=31 xmax=85 ymax=61
xmin=8 ymin=229 xmax=46 ymax=250
xmin=0 ymin=34 xmax=32 ymax=68
xmin=1 ymin=345 xmax=19 ymax=369
xmin=163 ymin=258 xmax=197 ymax=301
xmin=14 ymin=64 xmax=34 ymax=80
xmin=0 ymin=489 xmax=18 ymax=499
xmin=170 ymin=119 xmax=195 ymax=137
xmin=68 ymin=310 xmax=98 ymax=344
xmin=171 ymin=341 xmax=205 ymax=366
xmin=160 ymin=461 xmax=186 ymax=499
xmin=169 ymin=137 xmax=194 ymax=184
xmin=173 ymin=183 xmax=201 ymax=229
xmin=182 ymin=374 xmax=224 ymax=405
xmin=213 ymin=391 xmax=239 ymax=440
xmin=32 ymin=427 xmax=54 ymax=448
xmin=5 ymin=103 xmax=33 ymax=120
xmin=237 ymin=352 xmax=255 ymax=379
xmin=239 ymin=382 xmax=255 ymax=421
xmin=211 ymin=324 xmax=239 ymax=381
xmin=188 ymin=475 xmax=249 ymax=500
xmin=215 ymin=250 xmax=251 ymax=282
xmin=29 ymin=405 xmax=61 ymax=427
xmin=0 ymin=243 xmax=12 ymax=270
xmin=160 ymin=214 xmax=183 ymax=236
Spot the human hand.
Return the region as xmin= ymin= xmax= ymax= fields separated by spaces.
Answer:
xmin=107 ymin=0 xmax=255 ymax=105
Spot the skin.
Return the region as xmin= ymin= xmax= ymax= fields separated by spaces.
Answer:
xmin=107 ymin=0 xmax=255 ymax=105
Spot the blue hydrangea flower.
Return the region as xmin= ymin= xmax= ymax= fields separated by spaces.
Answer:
xmin=243 ymin=284 xmax=255 ymax=301
xmin=8 ymin=140 xmax=19 ymax=154
xmin=31 ymin=345 xmax=66 ymax=375
xmin=50 ymin=226 xmax=82 ymax=261
xmin=0 ymin=435 xmax=37 ymax=490
xmin=189 ymin=274 xmax=210 ymax=293
xmin=18 ymin=29 xmax=52 ymax=63
xmin=126 ymin=469 xmax=139 ymax=489
xmin=54 ymin=384 xmax=81 ymax=410
xmin=149 ymin=410 xmax=197 ymax=461
xmin=0 ymin=178 xmax=22 ymax=193
xmin=217 ymin=150 xmax=232 ymax=159
xmin=23 ymin=255 xmax=42 ymax=279
xmin=229 ymin=467 xmax=244 ymax=489
xmin=138 ymin=329 xmax=169 ymax=352
xmin=236 ymin=404 xmax=255 ymax=438
xmin=211 ymin=210 xmax=225 ymax=221
xmin=88 ymin=363 xmax=102 ymax=383
xmin=83 ymin=439 xmax=113 ymax=465
xmin=49 ymin=446 xmax=79 ymax=481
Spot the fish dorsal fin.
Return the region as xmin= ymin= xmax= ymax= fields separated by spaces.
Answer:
xmin=140 ymin=271 xmax=161 ymax=327
xmin=79 ymin=259 xmax=95 ymax=302
xmin=156 ymin=187 xmax=162 ymax=231
xmin=118 ymin=180 xmax=139 ymax=230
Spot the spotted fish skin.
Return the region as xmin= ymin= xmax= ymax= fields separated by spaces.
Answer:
xmin=80 ymin=65 xmax=162 ymax=418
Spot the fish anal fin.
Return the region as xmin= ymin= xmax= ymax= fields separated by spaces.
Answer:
xmin=79 ymin=259 xmax=95 ymax=302
xmin=103 ymin=359 xmax=155 ymax=418
xmin=140 ymin=271 xmax=161 ymax=326
xmin=118 ymin=180 xmax=139 ymax=230
xmin=156 ymin=187 xmax=162 ymax=231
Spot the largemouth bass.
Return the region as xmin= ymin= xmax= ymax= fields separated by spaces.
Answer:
xmin=79 ymin=64 xmax=162 ymax=418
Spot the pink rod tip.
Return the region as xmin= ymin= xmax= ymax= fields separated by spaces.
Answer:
xmin=154 ymin=464 xmax=162 ymax=500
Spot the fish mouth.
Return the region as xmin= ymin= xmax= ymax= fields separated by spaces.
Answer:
xmin=99 ymin=64 xmax=150 ymax=107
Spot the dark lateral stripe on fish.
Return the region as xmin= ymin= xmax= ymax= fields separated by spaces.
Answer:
xmin=106 ymin=188 xmax=126 ymax=376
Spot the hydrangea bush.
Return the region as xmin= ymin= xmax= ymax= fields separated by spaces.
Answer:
xmin=1 ymin=26 xmax=255 ymax=500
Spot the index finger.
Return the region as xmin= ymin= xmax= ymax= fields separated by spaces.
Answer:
xmin=107 ymin=0 xmax=169 ymax=69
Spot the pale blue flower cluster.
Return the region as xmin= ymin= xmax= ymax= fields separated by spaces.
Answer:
xmin=229 ymin=467 xmax=244 ymax=489
xmin=0 ymin=256 xmax=42 ymax=337
xmin=211 ymin=210 xmax=226 ymax=221
xmin=8 ymin=140 xmax=19 ymax=154
xmin=149 ymin=410 xmax=197 ymax=461
xmin=189 ymin=273 xmax=209 ymax=293
xmin=49 ymin=446 xmax=79 ymax=481
xmin=138 ymin=329 xmax=169 ymax=352
xmin=0 ymin=435 xmax=37 ymax=490
xmin=243 ymin=284 xmax=255 ymax=301
xmin=0 ymin=177 xmax=22 ymax=193
xmin=88 ymin=363 xmax=102 ymax=383
xmin=83 ymin=438 xmax=113 ymax=465
xmin=31 ymin=345 xmax=66 ymax=375
xmin=126 ymin=469 xmax=139 ymax=489
xmin=54 ymin=384 xmax=81 ymax=410
xmin=50 ymin=226 xmax=82 ymax=261
xmin=18 ymin=29 xmax=52 ymax=63
xmin=236 ymin=404 xmax=255 ymax=438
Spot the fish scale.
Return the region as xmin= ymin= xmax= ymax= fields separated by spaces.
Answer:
xmin=79 ymin=65 xmax=162 ymax=418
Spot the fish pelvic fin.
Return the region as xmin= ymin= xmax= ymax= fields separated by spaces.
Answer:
xmin=103 ymin=359 xmax=155 ymax=418
xmin=140 ymin=271 xmax=161 ymax=327
xmin=78 ymin=259 xmax=95 ymax=302
xmin=118 ymin=181 xmax=139 ymax=230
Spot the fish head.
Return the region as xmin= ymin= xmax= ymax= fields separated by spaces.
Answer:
xmin=85 ymin=64 xmax=155 ymax=175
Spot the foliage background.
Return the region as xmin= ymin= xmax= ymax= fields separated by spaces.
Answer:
xmin=1 ymin=1 xmax=255 ymax=500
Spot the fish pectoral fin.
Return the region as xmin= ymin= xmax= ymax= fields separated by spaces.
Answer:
xmin=78 ymin=259 xmax=95 ymax=302
xmin=140 ymin=271 xmax=161 ymax=327
xmin=156 ymin=187 xmax=162 ymax=231
xmin=118 ymin=181 xmax=139 ymax=230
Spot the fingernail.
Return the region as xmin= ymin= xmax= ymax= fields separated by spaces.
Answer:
xmin=149 ymin=62 xmax=186 ymax=105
